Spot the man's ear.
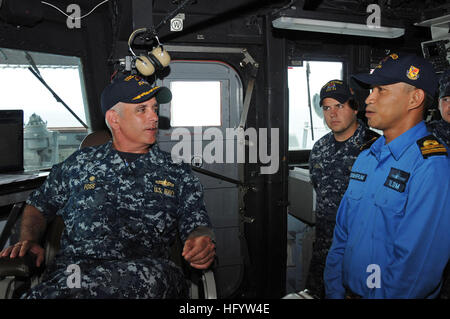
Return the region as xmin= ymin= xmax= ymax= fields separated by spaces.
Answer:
xmin=105 ymin=109 xmax=120 ymax=129
xmin=408 ymin=88 xmax=425 ymax=110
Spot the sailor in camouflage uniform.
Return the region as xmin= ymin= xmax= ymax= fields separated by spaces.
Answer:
xmin=427 ymin=70 xmax=450 ymax=147
xmin=427 ymin=70 xmax=450 ymax=299
xmin=0 ymin=74 xmax=215 ymax=298
xmin=305 ymin=80 xmax=379 ymax=298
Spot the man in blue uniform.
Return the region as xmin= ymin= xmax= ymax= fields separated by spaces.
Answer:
xmin=306 ymin=80 xmax=378 ymax=298
xmin=324 ymin=53 xmax=450 ymax=298
xmin=0 ymin=74 xmax=215 ymax=298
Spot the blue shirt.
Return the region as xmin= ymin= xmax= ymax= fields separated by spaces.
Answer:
xmin=324 ymin=121 xmax=450 ymax=299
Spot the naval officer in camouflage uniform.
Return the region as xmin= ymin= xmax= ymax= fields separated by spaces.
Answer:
xmin=305 ymin=80 xmax=379 ymax=298
xmin=427 ymin=69 xmax=450 ymax=147
xmin=0 ymin=74 xmax=215 ymax=298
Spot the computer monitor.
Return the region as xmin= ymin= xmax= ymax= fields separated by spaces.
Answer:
xmin=0 ymin=110 xmax=24 ymax=173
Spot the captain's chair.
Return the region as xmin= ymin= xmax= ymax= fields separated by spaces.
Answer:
xmin=0 ymin=130 xmax=216 ymax=299
xmin=79 ymin=130 xmax=112 ymax=149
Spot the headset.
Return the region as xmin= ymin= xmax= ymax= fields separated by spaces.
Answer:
xmin=128 ymin=28 xmax=171 ymax=77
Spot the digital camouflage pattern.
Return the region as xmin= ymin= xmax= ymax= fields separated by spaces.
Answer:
xmin=438 ymin=68 xmax=450 ymax=99
xmin=434 ymin=70 xmax=450 ymax=299
xmin=427 ymin=119 xmax=450 ymax=148
xmin=24 ymin=141 xmax=212 ymax=298
xmin=305 ymin=121 xmax=379 ymax=298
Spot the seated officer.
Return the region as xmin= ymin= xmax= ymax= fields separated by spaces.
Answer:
xmin=0 ymin=74 xmax=215 ymax=298
xmin=324 ymin=53 xmax=450 ymax=298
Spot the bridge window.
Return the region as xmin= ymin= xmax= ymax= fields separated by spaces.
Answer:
xmin=288 ymin=61 xmax=343 ymax=150
xmin=0 ymin=48 xmax=89 ymax=171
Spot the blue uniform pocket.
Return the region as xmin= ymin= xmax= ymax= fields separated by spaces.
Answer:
xmin=374 ymin=189 xmax=408 ymax=245
xmin=347 ymin=187 xmax=364 ymax=200
xmin=374 ymin=189 xmax=407 ymax=215
xmin=344 ymin=186 xmax=366 ymax=233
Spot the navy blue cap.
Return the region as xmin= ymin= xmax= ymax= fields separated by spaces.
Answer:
xmin=100 ymin=74 xmax=172 ymax=115
xmin=320 ymin=80 xmax=351 ymax=105
xmin=352 ymin=53 xmax=438 ymax=97
xmin=439 ymin=69 xmax=450 ymax=98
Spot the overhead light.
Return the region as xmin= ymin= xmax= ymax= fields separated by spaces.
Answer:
xmin=414 ymin=14 xmax=450 ymax=40
xmin=272 ymin=17 xmax=405 ymax=39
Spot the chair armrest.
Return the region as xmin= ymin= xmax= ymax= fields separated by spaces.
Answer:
xmin=0 ymin=255 xmax=38 ymax=278
xmin=201 ymin=269 xmax=217 ymax=299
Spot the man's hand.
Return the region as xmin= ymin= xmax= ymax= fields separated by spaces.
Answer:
xmin=0 ymin=205 xmax=46 ymax=267
xmin=0 ymin=240 xmax=45 ymax=267
xmin=182 ymin=236 xmax=215 ymax=269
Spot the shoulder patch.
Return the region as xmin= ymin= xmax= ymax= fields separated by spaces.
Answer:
xmin=360 ymin=136 xmax=378 ymax=151
xmin=416 ymin=135 xmax=448 ymax=158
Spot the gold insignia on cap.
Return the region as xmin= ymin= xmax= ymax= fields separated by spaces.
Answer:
xmin=375 ymin=53 xmax=399 ymax=69
xmin=323 ymin=80 xmax=342 ymax=92
xmin=132 ymin=86 xmax=160 ymax=101
xmin=390 ymin=53 xmax=398 ymax=59
xmin=406 ymin=65 xmax=420 ymax=80
xmin=322 ymin=80 xmax=342 ymax=91
xmin=89 ymin=176 xmax=95 ymax=182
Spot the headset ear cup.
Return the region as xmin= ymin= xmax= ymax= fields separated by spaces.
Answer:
xmin=135 ymin=55 xmax=155 ymax=76
xmin=150 ymin=46 xmax=171 ymax=69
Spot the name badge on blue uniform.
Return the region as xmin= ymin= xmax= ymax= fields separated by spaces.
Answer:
xmin=350 ymin=171 xmax=367 ymax=182
xmin=384 ymin=167 xmax=410 ymax=192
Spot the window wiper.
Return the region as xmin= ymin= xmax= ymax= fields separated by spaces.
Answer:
xmin=25 ymin=52 xmax=88 ymax=128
